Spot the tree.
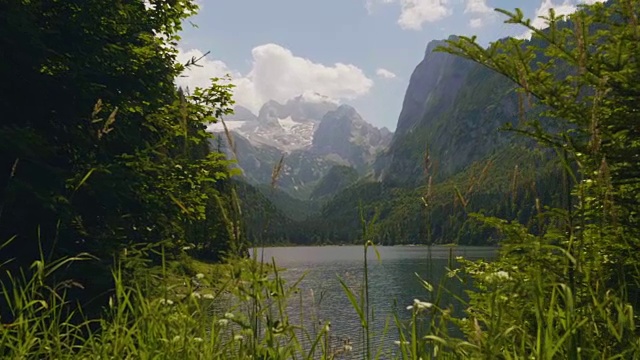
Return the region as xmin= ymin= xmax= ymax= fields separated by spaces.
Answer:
xmin=0 ymin=0 xmax=238 ymax=298
xmin=429 ymin=1 xmax=640 ymax=357
xmin=440 ymin=0 xmax=640 ymax=294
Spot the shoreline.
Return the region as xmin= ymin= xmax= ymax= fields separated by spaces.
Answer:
xmin=250 ymin=243 xmax=501 ymax=249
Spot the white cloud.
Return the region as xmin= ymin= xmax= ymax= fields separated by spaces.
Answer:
xmin=398 ymin=0 xmax=452 ymax=30
xmin=177 ymin=49 xmax=237 ymax=84
xmin=365 ymin=0 xmax=394 ymax=14
xmin=176 ymin=44 xmax=374 ymax=113
xmin=365 ymin=0 xmax=374 ymax=14
xmin=469 ymin=18 xmax=484 ymax=28
xmin=464 ymin=0 xmax=495 ymax=29
xmin=532 ymin=0 xmax=576 ymax=29
xmin=518 ymin=0 xmax=577 ymax=39
xmin=376 ymin=68 xmax=397 ymax=79
xmin=366 ymin=0 xmax=451 ymax=30
xmin=465 ymin=0 xmax=492 ymax=14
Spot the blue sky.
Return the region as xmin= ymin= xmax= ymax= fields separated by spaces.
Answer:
xmin=176 ymin=0 xmax=601 ymax=130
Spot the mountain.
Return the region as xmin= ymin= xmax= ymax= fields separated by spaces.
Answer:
xmin=374 ymin=35 xmax=520 ymax=186
xmin=212 ymin=94 xmax=339 ymax=153
xmin=209 ymin=32 xmax=567 ymax=246
xmin=220 ymin=6 xmax=605 ymax=246
xmin=309 ymin=165 xmax=359 ymax=201
xmin=311 ymin=105 xmax=392 ymax=171
xmin=211 ymin=131 xmax=350 ymax=198
xmin=231 ymin=180 xmax=296 ymax=245
xmin=210 ymin=96 xmax=391 ymax=198
xmin=226 ymin=105 xmax=257 ymax=121
xmin=255 ymin=184 xmax=321 ymax=222
xmin=297 ymin=35 xmax=564 ymax=245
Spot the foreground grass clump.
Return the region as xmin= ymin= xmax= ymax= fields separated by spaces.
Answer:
xmin=0 ymin=249 xmax=352 ymax=359
xmin=0 ymin=255 xmax=215 ymax=358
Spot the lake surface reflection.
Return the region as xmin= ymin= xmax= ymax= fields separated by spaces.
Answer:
xmin=249 ymin=245 xmax=496 ymax=358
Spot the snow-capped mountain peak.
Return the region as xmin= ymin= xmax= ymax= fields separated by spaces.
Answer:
xmin=208 ymin=95 xmax=338 ymax=152
xmin=208 ymin=95 xmax=394 ymax=198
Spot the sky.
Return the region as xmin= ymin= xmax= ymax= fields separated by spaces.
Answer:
xmin=176 ymin=0 xmax=604 ymax=131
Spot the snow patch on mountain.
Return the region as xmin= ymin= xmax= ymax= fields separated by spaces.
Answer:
xmin=277 ymin=116 xmax=297 ymax=132
xmin=207 ymin=95 xmax=337 ymax=153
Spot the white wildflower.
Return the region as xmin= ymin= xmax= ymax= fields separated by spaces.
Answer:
xmin=191 ymin=292 xmax=202 ymax=299
xmin=224 ymin=312 xmax=235 ymax=319
xmin=233 ymin=334 xmax=244 ymax=341
xmin=195 ymin=273 xmax=205 ymax=279
xmin=217 ymin=319 xmax=229 ymax=327
xmin=324 ymin=322 xmax=331 ymax=332
xmin=203 ymin=293 xmax=215 ymax=300
xmin=159 ymin=299 xmax=174 ymax=306
xmin=394 ymin=340 xmax=410 ymax=346
xmin=407 ymin=298 xmax=433 ymax=312
xmin=192 ymin=337 xmax=204 ymax=343
xmin=486 ymin=270 xmax=511 ymax=283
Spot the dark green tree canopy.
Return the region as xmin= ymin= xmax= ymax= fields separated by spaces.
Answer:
xmin=0 ymin=0 xmax=240 ymax=280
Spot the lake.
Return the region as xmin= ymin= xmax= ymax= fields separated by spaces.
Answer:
xmin=249 ymin=245 xmax=497 ymax=358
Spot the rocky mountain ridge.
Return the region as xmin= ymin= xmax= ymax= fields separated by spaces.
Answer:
xmin=209 ymin=95 xmax=392 ymax=198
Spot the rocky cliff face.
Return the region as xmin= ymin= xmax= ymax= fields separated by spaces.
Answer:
xmin=393 ymin=36 xmax=472 ymax=136
xmin=311 ymin=105 xmax=392 ymax=171
xmin=235 ymin=96 xmax=338 ymax=152
xmin=212 ymin=130 xmax=346 ymax=198
xmin=375 ymin=36 xmax=519 ymax=185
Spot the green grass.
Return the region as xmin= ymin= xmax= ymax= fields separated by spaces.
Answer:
xmin=1 ymin=237 xmax=640 ymax=359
